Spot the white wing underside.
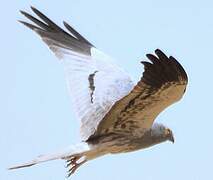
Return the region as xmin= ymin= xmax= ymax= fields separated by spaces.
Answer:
xmin=18 ymin=8 xmax=135 ymax=141
xmin=47 ymin=42 xmax=134 ymax=140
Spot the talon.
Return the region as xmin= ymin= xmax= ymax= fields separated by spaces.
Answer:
xmin=66 ymin=161 xmax=72 ymax=168
xmin=66 ymin=156 xmax=87 ymax=177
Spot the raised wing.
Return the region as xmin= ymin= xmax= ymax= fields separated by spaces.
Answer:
xmin=89 ymin=49 xmax=188 ymax=139
xmin=20 ymin=7 xmax=134 ymax=140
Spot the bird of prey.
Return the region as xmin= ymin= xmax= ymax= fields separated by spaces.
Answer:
xmin=9 ymin=7 xmax=188 ymax=177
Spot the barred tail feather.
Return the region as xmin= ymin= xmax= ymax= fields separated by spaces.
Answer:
xmin=8 ymin=142 xmax=90 ymax=170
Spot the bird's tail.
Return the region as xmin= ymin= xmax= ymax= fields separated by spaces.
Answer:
xmin=8 ymin=142 xmax=91 ymax=176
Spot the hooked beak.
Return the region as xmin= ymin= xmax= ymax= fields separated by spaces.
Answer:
xmin=169 ymin=133 xmax=175 ymax=143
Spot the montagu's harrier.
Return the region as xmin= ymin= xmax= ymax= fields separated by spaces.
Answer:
xmin=9 ymin=7 xmax=188 ymax=177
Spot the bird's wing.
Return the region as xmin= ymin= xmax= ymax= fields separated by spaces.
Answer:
xmin=89 ymin=49 xmax=188 ymax=139
xmin=20 ymin=7 xmax=134 ymax=140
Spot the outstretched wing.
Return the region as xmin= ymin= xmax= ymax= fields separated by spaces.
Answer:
xmin=20 ymin=7 xmax=134 ymax=140
xmin=90 ymin=49 xmax=188 ymax=139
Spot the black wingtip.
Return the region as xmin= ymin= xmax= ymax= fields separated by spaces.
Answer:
xmin=63 ymin=21 xmax=68 ymax=26
xmin=20 ymin=10 xmax=27 ymax=16
xmin=18 ymin=20 xmax=29 ymax=26
xmin=18 ymin=20 xmax=24 ymax=24
xmin=19 ymin=6 xmax=94 ymax=55
xmin=30 ymin=6 xmax=37 ymax=13
xmin=19 ymin=10 xmax=24 ymax=14
xmin=146 ymin=53 xmax=154 ymax=58
xmin=63 ymin=21 xmax=73 ymax=31
xmin=18 ymin=20 xmax=32 ymax=29
xmin=146 ymin=53 xmax=159 ymax=64
xmin=63 ymin=20 xmax=94 ymax=47
xmin=155 ymin=49 xmax=161 ymax=53
xmin=18 ymin=20 xmax=41 ymax=31
xmin=155 ymin=49 xmax=168 ymax=59
xmin=30 ymin=6 xmax=41 ymax=16
xmin=155 ymin=49 xmax=166 ymax=56
xmin=63 ymin=21 xmax=71 ymax=31
xmin=140 ymin=61 xmax=146 ymax=66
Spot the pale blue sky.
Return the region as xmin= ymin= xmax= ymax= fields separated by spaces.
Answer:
xmin=1 ymin=1 xmax=213 ymax=180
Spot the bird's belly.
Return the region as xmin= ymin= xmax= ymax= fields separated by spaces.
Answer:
xmin=86 ymin=133 xmax=160 ymax=160
xmin=109 ymin=141 xmax=151 ymax=154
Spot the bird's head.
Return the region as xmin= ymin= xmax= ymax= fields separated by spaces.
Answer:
xmin=151 ymin=124 xmax=175 ymax=144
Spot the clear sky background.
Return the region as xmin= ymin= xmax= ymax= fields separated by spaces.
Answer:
xmin=1 ymin=0 xmax=213 ymax=180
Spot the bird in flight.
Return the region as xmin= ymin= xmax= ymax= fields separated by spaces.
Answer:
xmin=9 ymin=7 xmax=188 ymax=177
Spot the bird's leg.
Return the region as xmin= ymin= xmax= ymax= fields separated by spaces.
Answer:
xmin=66 ymin=155 xmax=87 ymax=177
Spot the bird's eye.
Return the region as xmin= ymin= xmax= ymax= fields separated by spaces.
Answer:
xmin=166 ymin=129 xmax=170 ymax=135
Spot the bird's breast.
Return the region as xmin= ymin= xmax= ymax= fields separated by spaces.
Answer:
xmin=88 ymin=132 xmax=156 ymax=155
